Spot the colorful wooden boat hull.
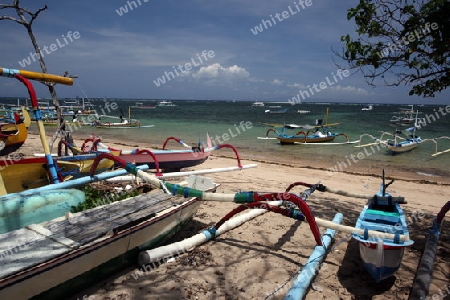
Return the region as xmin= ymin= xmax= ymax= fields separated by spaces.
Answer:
xmin=94 ymin=121 xmax=140 ymax=128
xmin=0 ymin=155 xmax=115 ymax=195
xmin=277 ymin=135 xmax=336 ymax=144
xmin=0 ymin=189 xmax=85 ymax=234
xmin=352 ymin=197 xmax=414 ymax=282
xmin=118 ymin=149 xmax=211 ymax=170
xmin=0 ymin=122 xmax=28 ymax=156
xmin=0 ymin=185 xmax=212 ymax=299
xmin=387 ymin=138 xmax=421 ymax=154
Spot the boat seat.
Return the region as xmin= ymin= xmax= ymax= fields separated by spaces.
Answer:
xmin=364 ymin=209 xmax=400 ymax=225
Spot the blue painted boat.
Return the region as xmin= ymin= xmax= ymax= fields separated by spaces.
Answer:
xmin=0 ymin=189 xmax=85 ymax=234
xmin=352 ymin=173 xmax=414 ymax=282
xmin=387 ymin=111 xmax=422 ymax=154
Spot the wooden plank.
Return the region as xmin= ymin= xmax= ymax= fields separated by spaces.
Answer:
xmin=0 ymin=228 xmax=72 ymax=279
xmin=41 ymin=190 xmax=180 ymax=245
xmin=26 ymin=224 xmax=80 ymax=249
xmin=0 ymin=189 xmax=186 ymax=280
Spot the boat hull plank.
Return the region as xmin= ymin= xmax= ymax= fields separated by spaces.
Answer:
xmin=44 ymin=190 xmax=177 ymax=244
xmin=119 ymin=150 xmax=210 ymax=170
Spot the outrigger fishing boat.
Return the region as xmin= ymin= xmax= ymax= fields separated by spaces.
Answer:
xmin=92 ymin=118 xmax=141 ymax=128
xmin=78 ymin=134 xmax=215 ymax=171
xmin=0 ymin=173 xmax=219 ymax=299
xmin=389 ymin=105 xmax=425 ymax=126
xmin=135 ymin=170 xmax=413 ymax=293
xmin=356 ymin=111 xmax=450 ymax=156
xmin=351 ymin=171 xmax=414 ymax=282
xmin=386 ymin=110 xmax=422 ymax=154
xmin=93 ymin=107 xmax=141 ymax=128
xmin=386 ymin=128 xmax=422 ymax=154
xmin=261 ymin=108 xmax=352 ymax=145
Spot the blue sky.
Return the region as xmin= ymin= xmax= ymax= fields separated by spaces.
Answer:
xmin=0 ymin=0 xmax=448 ymax=104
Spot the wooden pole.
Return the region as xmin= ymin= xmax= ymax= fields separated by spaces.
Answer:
xmin=315 ymin=217 xmax=410 ymax=242
xmin=0 ymin=68 xmax=73 ymax=85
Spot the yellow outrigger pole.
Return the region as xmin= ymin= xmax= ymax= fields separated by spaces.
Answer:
xmin=0 ymin=67 xmax=73 ymax=86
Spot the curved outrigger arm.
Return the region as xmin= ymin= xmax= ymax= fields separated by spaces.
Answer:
xmin=428 ymin=136 xmax=450 ymax=157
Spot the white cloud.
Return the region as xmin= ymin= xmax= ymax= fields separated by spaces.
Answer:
xmin=287 ymin=82 xmax=307 ymax=89
xmin=331 ymin=85 xmax=370 ymax=95
xmin=272 ymin=78 xmax=284 ymax=85
xmin=192 ymin=63 xmax=250 ymax=80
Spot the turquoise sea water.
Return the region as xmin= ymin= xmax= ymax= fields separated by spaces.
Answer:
xmin=18 ymin=99 xmax=450 ymax=180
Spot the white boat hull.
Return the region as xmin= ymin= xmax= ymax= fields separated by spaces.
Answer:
xmin=387 ymin=139 xmax=420 ymax=154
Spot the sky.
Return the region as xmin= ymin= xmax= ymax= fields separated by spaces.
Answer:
xmin=0 ymin=0 xmax=448 ymax=104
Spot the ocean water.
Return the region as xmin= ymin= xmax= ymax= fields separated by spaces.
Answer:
xmin=19 ymin=99 xmax=450 ymax=180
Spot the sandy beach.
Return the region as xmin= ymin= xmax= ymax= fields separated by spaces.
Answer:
xmin=12 ymin=132 xmax=450 ymax=299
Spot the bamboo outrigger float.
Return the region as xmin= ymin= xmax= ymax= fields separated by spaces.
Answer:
xmin=409 ymin=201 xmax=449 ymax=299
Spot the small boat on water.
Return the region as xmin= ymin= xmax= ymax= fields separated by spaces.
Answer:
xmin=352 ymin=171 xmax=414 ymax=282
xmin=94 ymin=108 xmax=141 ymax=128
xmin=262 ymin=108 xmax=352 ymax=145
xmin=386 ymin=129 xmax=422 ymax=154
xmin=267 ymin=127 xmax=348 ymax=144
xmin=156 ymin=100 xmax=177 ymax=107
xmin=297 ymin=109 xmax=311 ymax=114
xmin=93 ymin=119 xmax=141 ymax=128
xmin=389 ymin=105 xmax=425 ymax=126
xmin=387 ymin=111 xmax=422 ymax=154
xmin=252 ymin=101 xmax=264 ymax=107
xmin=357 ymin=111 xmax=440 ymax=155
xmin=131 ymin=102 xmax=156 ymax=109
xmin=264 ymin=108 xmax=287 ymax=114
xmin=362 ymin=104 xmax=373 ymax=111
